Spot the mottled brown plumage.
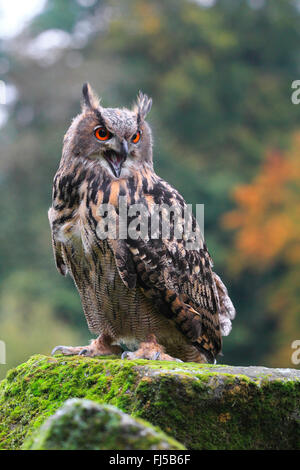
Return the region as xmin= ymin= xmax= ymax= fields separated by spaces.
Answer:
xmin=49 ymin=83 xmax=235 ymax=363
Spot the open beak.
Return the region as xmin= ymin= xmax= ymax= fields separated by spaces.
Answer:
xmin=104 ymin=140 xmax=128 ymax=178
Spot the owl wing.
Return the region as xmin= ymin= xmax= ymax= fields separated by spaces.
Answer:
xmin=48 ymin=207 xmax=67 ymax=276
xmin=212 ymin=271 xmax=236 ymax=337
xmin=108 ymin=178 xmax=224 ymax=361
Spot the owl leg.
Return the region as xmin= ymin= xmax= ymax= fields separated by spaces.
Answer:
xmin=51 ymin=334 xmax=122 ymax=357
xmin=121 ymin=334 xmax=182 ymax=362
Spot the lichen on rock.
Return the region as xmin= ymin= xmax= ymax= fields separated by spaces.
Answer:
xmin=23 ymin=398 xmax=185 ymax=450
xmin=0 ymin=354 xmax=299 ymax=450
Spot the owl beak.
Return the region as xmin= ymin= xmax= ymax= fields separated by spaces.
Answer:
xmin=120 ymin=139 xmax=129 ymax=160
xmin=104 ymin=140 xmax=129 ymax=178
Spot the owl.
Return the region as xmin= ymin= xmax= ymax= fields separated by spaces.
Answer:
xmin=49 ymin=83 xmax=235 ymax=363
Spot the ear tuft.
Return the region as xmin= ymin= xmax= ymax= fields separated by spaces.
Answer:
xmin=81 ymin=82 xmax=100 ymax=110
xmin=134 ymin=91 xmax=152 ymax=123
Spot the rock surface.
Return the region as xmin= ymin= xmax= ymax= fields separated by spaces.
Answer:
xmin=0 ymin=354 xmax=299 ymax=450
xmin=23 ymin=398 xmax=184 ymax=450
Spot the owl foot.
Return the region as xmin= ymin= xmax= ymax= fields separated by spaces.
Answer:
xmin=51 ymin=334 xmax=122 ymax=357
xmin=121 ymin=334 xmax=183 ymax=362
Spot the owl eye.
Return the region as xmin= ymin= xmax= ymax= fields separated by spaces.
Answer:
xmin=94 ymin=126 xmax=112 ymax=141
xmin=131 ymin=130 xmax=141 ymax=144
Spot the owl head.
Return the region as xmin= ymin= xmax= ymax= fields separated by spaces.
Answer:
xmin=63 ymin=83 xmax=153 ymax=179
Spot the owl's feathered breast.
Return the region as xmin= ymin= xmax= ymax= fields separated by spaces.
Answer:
xmin=51 ymin=159 xmax=224 ymax=361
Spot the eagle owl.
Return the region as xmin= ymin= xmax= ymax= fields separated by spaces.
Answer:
xmin=49 ymin=83 xmax=235 ymax=363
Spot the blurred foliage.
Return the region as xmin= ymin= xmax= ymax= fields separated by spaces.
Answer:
xmin=223 ymin=132 xmax=300 ymax=366
xmin=0 ymin=0 xmax=300 ymax=374
xmin=0 ymin=270 xmax=83 ymax=380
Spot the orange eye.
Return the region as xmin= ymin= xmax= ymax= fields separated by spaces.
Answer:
xmin=132 ymin=130 xmax=141 ymax=144
xmin=94 ymin=126 xmax=112 ymax=141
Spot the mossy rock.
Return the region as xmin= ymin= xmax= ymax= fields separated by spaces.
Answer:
xmin=0 ymin=354 xmax=299 ymax=450
xmin=23 ymin=398 xmax=185 ymax=450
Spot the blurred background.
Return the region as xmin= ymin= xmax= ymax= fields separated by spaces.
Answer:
xmin=0 ymin=0 xmax=299 ymax=379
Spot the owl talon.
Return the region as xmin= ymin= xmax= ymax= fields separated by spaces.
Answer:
xmin=121 ymin=351 xmax=130 ymax=360
xmin=120 ymin=343 xmax=182 ymax=362
xmin=51 ymin=345 xmax=69 ymax=356
xmin=78 ymin=349 xmax=89 ymax=356
xmin=51 ymin=345 xmax=88 ymax=356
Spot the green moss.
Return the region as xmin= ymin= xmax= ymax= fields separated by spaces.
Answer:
xmin=23 ymin=399 xmax=185 ymax=450
xmin=0 ymin=355 xmax=139 ymax=449
xmin=0 ymin=355 xmax=299 ymax=450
